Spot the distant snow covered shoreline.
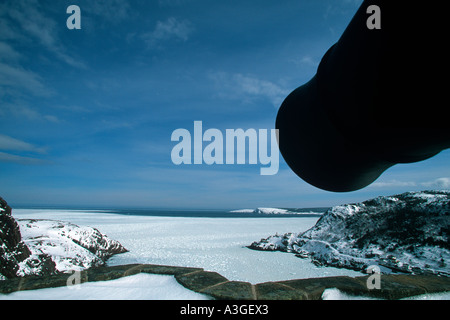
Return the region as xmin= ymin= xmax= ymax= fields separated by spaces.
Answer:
xmin=230 ymin=207 xmax=325 ymax=216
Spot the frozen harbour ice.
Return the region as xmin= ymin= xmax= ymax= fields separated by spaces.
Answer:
xmin=2 ymin=209 xmax=449 ymax=300
xmin=10 ymin=209 xmax=362 ymax=283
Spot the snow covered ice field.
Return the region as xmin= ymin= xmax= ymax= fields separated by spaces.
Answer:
xmin=10 ymin=209 xmax=363 ymax=283
xmin=2 ymin=208 xmax=449 ymax=300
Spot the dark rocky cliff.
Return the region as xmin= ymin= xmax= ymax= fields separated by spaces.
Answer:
xmin=0 ymin=197 xmax=31 ymax=278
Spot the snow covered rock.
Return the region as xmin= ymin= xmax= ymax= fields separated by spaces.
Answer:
xmin=16 ymin=219 xmax=128 ymax=276
xmin=0 ymin=196 xmax=127 ymax=279
xmin=0 ymin=197 xmax=31 ymax=279
xmin=249 ymin=191 xmax=450 ymax=276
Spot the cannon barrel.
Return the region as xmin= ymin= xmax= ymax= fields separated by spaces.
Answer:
xmin=276 ymin=0 xmax=450 ymax=192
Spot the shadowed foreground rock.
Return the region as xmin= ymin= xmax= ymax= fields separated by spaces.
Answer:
xmin=1 ymin=263 xmax=449 ymax=300
xmin=0 ymin=197 xmax=32 ymax=278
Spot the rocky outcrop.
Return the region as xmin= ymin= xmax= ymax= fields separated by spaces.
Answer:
xmin=249 ymin=190 xmax=450 ymax=276
xmin=62 ymin=221 xmax=128 ymax=261
xmin=16 ymin=219 xmax=128 ymax=276
xmin=0 ymin=197 xmax=128 ymax=279
xmin=0 ymin=197 xmax=32 ymax=279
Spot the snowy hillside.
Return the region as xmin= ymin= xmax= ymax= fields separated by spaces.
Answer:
xmin=230 ymin=207 xmax=324 ymax=215
xmin=249 ymin=191 xmax=450 ymax=276
xmin=16 ymin=219 xmax=128 ymax=276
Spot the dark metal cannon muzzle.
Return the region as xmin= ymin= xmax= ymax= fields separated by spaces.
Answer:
xmin=276 ymin=0 xmax=450 ymax=192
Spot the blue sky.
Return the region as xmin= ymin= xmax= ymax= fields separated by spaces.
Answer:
xmin=1 ymin=0 xmax=449 ymax=209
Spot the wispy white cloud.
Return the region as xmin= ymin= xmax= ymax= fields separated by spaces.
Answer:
xmin=85 ymin=0 xmax=131 ymax=23
xmin=371 ymin=180 xmax=417 ymax=188
xmin=0 ymin=152 xmax=48 ymax=165
xmin=3 ymin=0 xmax=86 ymax=69
xmin=0 ymin=134 xmax=46 ymax=154
xmin=158 ymin=0 xmax=192 ymax=7
xmin=292 ymin=55 xmax=320 ymax=69
xmin=143 ymin=17 xmax=194 ymax=46
xmin=128 ymin=165 xmax=307 ymax=208
xmin=421 ymin=177 xmax=450 ymax=189
xmin=43 ymin=115 xmax=60 ymax=123
xmin=0 ymin=101 xmax=60 ymax=124
xmin=370 ymin=177 xmax=450 ymax=189
xmin=0 ymin=135 xmax=49 ymax=165
xmin=323 ymin=0 xmax=363 ymax=20
xmin=0 ymin=15 xmax=21 ymax=40
xmin=0 ymin=41 xmax=22 ymax=61
xmin=209 ymin=72 xmax=289 ymax=107
xmin=0 ymin=62 xmax=52 ymax=97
